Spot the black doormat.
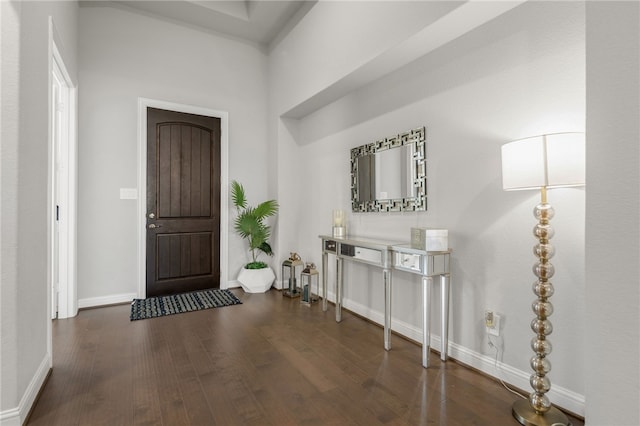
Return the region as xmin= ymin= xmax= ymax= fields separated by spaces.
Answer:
xmin=130 ymin=288 xmax=242 ymax=321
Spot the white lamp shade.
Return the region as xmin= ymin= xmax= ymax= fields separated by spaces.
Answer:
xmin=501 ymin=132 xmax=585 ymax=191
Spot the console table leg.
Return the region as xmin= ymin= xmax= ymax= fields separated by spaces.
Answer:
xmin=440 ymin=273 xmax=450 ymax=361
xmin=322 ymin=252 xmax=328 ymax=312
xmin=422 ymin=276 xmax=432 ymax=368
xmin=336 ymin=257 xmax=343 ymax=322
xmin=384 ymin=268 xmax=392 ymax=351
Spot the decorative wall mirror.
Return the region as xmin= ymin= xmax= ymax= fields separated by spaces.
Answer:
xmin=351 ymin=127 xmax=426 ymax=212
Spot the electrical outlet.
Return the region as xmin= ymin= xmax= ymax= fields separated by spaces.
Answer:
xmin=485 ymin=310 xmax=501 ymax=336
xmin=485 ymin=310 xmax=494 ymax=327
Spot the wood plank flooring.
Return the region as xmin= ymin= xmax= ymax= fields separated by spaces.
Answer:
xmin=27 ymin=289 xmax=583 ymax=426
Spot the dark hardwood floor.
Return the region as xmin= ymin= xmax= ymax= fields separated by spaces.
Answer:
xmin=28 ymin=289 xmax=583 ymax=426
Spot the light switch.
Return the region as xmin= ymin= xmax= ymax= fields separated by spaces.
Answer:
xmin=120 ymin=188 xmax=138 ymax=200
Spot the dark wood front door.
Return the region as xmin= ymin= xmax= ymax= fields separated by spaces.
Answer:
xmin=146 ymin=107 xmax=221 ymax=297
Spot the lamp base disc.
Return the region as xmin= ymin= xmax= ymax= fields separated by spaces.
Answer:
xmin=512 ymin=399 xmax=570 ymax=426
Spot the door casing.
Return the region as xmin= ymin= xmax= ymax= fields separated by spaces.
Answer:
xmin=49 ymin=21 xmax=78 ymax=321
xmin=137 ymin=98 xmax=229 ymax=298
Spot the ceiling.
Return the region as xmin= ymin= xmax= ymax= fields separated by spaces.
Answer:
xmin=82 ymin=1 xmax=315 ymax=50
xmin=81 ymin=0 xmax=526 ymax=118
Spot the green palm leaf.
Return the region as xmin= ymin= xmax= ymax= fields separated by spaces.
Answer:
xmin=230 ymin=180 xmax=247 ymax=209
xmin=231 ymin=181 xmax=278 ymax=266
xmin=258 ymin=242 xmax=273 ymax=256
xmin=253 ymin=200 xmax=278 ymax=219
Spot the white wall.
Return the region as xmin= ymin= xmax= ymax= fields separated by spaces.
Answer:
xmin=77 ymin=6 xmax=270 ymax=304
xmin=0 ymin=1 xmax=22 ymax=418
xmin=585 ymin=2 xmax=640 ymax=425
xmin=271 ymin=1 xmax=586 ymax=415
xmin=0 ymin=1 xmax=78 ymax=424
xmin=270 ymin=1 xmax=461 ymax=115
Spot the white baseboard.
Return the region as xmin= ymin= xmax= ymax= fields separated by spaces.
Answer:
xmin=0 ymin=353 xmax=51 ymax=426
xmin=335 ymin=294 xmax=585 ymax=417
xmin=78 ymin=292 xmax=137 ymax=309
xmin=448 ymin=341 xmax=585 ymax=417
xmin=226 ymin=280 xmax=241 ymax=289
xmin=78 ymin=282 xmax=246 ymax=308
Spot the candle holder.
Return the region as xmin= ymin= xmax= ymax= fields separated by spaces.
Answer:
xmin=332 ymin=209 xmax=346 ymax=238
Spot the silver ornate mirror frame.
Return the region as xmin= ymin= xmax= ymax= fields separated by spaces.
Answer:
xmin=351 ymin=127 xmax=426 ymax=212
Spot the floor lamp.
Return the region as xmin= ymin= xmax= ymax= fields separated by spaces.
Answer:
xmin=501 ymin=133 xmax=585 ymax=426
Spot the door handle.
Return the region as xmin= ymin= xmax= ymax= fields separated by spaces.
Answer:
xmin=148 ymin=224 xmax=162 ymax=229
xmin=148 ymin=213 xmax=155 ymax=219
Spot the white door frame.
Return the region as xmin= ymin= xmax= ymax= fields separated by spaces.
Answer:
xmin=48 ymin=19 xmax=78 ymax=322
xmin=137 ymin=98 xmax=229 ymax=298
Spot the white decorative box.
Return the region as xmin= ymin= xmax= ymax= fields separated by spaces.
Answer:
xmin=411 ymin=228 xmax=448 ymax=251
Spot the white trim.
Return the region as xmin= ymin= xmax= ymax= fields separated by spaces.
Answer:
xmin=227 ymin=279 xmax=241 ymax=289
xmin=0 ymin=354 xmax=51 ymax=426
xmin=48 ymin=17 xmax=78 ymax=323
xmin=66 ymin=86 xmax=78 ymax=318
xmin=331 ymin=294 xmax=586 ymax=417
xmin=137 ymin=98 xmax=229 ymax=299
xmin=448 ymin=342 xmax=586 ymax=417
xmin=78 ymin=292 xmax=138 ymax=309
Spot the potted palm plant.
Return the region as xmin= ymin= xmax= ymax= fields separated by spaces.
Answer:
xmin=231 ymin=180 xmax=279 ymax=293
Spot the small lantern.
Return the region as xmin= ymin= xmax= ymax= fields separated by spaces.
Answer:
xmin=300 ymin=262 xmax=319 ymax=305
xmin=282 ymin=252 xmax=303 ymax=298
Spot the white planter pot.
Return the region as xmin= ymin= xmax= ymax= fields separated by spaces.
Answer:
xmin=237 ymin=267 xmax=275 ymax=293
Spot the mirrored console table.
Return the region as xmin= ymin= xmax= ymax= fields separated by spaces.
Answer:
xmin=391 ymin=243 xmax=451 ymax=368
xmin=319 ymin=235 xmax=452 ymax=368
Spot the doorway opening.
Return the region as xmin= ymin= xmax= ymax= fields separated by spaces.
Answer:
xmin=137 ymin=99 xmax=229 ymax=298
xmin=49 ymin=30 xmax=77 ymax=320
